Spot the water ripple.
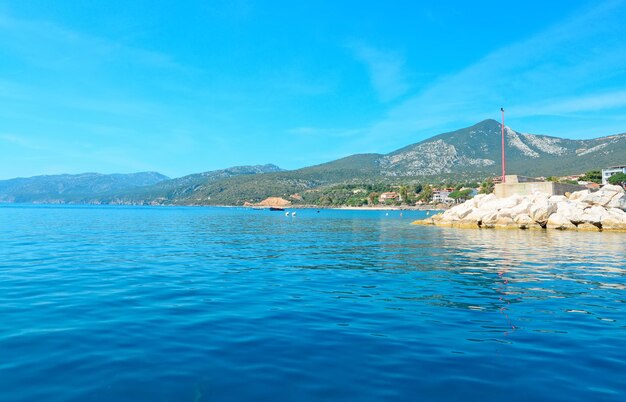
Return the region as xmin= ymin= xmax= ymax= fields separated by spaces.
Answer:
xmin=0 ymin=205 xmax=625 ymax=401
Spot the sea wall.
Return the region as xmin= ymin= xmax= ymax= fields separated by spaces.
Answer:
xmin=494 ymin=181 xmax=584 ymax=198
xmin=413 ymin=184 xmax=626 ymax=232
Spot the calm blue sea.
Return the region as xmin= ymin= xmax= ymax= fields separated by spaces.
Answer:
xmin=0 ymin=204 xmax=625 ymax=401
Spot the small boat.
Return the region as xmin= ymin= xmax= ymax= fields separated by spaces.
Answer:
xmin=291 ymin=212 xmax=296 ymax=216
xmin=269 ymin=207 xmax=285 ymax=211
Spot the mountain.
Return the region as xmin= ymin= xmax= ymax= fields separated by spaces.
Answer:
xmin=104 ymin=164 xmax=284 ymax=203
xmin=0 ymin=172 xmax=169 ymax=203
xmin=147 ymin=119 xmax=625 ymax=205
xmin=378 ymin=119 xmax=626 ymax=178
xmin=2 ymin=120 xmax=625 ymax=205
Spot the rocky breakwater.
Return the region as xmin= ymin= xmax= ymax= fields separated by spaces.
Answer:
xmin=413 ymin=184 xmax=626 ymax=232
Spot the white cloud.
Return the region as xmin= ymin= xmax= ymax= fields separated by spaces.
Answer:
xmin=348 ymin=41 xmax=410 ymax=102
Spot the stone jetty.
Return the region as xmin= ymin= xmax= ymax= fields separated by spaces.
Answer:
xmin=413 ymin=184 xmax=626 ymax=232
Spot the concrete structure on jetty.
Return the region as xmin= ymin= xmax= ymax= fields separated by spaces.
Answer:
xmin=494 ymin=175 xmax=584 ymax=198
xmin=413 ymin=184 xmax=626 ymax=232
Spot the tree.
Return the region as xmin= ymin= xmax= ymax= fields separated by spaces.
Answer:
xmin=399 ymin=186 xmax=408 ymax=203
xmin=479 ymin=179 xmax=494 ymax=194
xmin=608 ymin=172 xmax=626 ymax=187
xmin=415 ymin=184 xmax=423 ymax=194
xmin=580 ymin=170 xmax=602 ymax=184
xmin=449 ymin=188 xmax=473 ymax=201
xmin=418 ymin=185 xmax=433 ymax=202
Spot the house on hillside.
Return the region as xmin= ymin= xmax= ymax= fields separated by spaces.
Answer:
xmin=602 ymin=165 xmax=626 ymax=185
xmin=432 ymin=188 xmax=454 ymax=204
xmin=379 ymin=192 xmax=400 ymax=203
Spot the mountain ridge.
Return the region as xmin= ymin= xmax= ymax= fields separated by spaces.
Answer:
xmin=1 ymin=120 xmax=625 ymax=205
xmin=0 ymin=171 xmax=169 ymax=203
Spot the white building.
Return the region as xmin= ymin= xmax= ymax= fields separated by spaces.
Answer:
xmin=602 ymin=165 xmax=626 ymax=185
xmin=432 ymin=188 xmax=453 ymax=204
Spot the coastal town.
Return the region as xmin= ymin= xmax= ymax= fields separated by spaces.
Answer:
xmin=248 ymin=164 xmax=626 ymax=210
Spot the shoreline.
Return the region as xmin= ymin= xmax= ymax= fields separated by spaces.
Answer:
xmin=330 ymin=205 xmax=445 ymax=211
xmin=0 ymin=201 xmax=448 ymax=211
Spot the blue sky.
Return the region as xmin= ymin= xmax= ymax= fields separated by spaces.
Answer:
xmin=1 ymin=0 xmax=626 ymax=179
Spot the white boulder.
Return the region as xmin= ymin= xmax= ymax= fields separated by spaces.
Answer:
xmin=528 ymin=199 xmax=557 ymax=224
xmin=547 ymin=212 xmax=577 ymax=230
xmin=568 ymin=189 xmax=590 ymax=202
xmin=606 ymin=192 xmax=626 ymax=210
xmin=580 ymin=205 xmax=609 ymax=226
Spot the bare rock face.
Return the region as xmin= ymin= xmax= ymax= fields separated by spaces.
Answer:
xmin=413 ymin=184 xmax=626 ymax=232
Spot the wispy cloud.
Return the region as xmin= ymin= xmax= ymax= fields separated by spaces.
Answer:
xmin=516 ymin=90 xmax=626 ymax=116
xmin=348 ymin=41 xmax=410 ymax=102
xmin=358 ymin=0 xmax=626 ymax=148
xmin=0 ymin=12 xmax=185 ymax=72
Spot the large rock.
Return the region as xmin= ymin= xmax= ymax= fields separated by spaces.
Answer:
xmin=601 ymin=207 xmax=626 ymax=231
xmin=464 ymin=209 xmax=486 ymax=223
xmin=510 ymin=199 xmax=532 ymax=216
xmin=472 ymin=194 xmax=496 ymax=209
xmin=602 ymin=184 xmax=626 ymax=194
xmin=606 ymin=192 xmax=626 ymax=210
xmin=514 ymin=214 xmax=541 ymax=229
xmin=455 ymin=219 xmax=481 ymax=229
xmin=446 ymin=202 xmax=474 ymax=219
xmin=546 ymin=213 xmax=577 ymax=230
xmin=581 ymin=205 xmax=609 ymax=226
xmin=581 ymin=185 xmax=624 ymax=207
xmin=569 ymin=189 xmax=590 ymax=202
xmin=608 ymin=208 xmax=626 ymax=218
xmin=556 ymin=201 xmax=586 ymax=224
xmin=528 ymin=198 xmax=557 ymax=224
xmin=412 ymin=189 xmax=626 ymax=232
xmin=481 ymin=211 xmax=500 ymax=228
xmin=469 ymin=193 xmax=490 ymax=208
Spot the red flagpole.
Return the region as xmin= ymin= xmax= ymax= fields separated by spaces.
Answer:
xmin=501 ymin=107 xmax=506 ymax=183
